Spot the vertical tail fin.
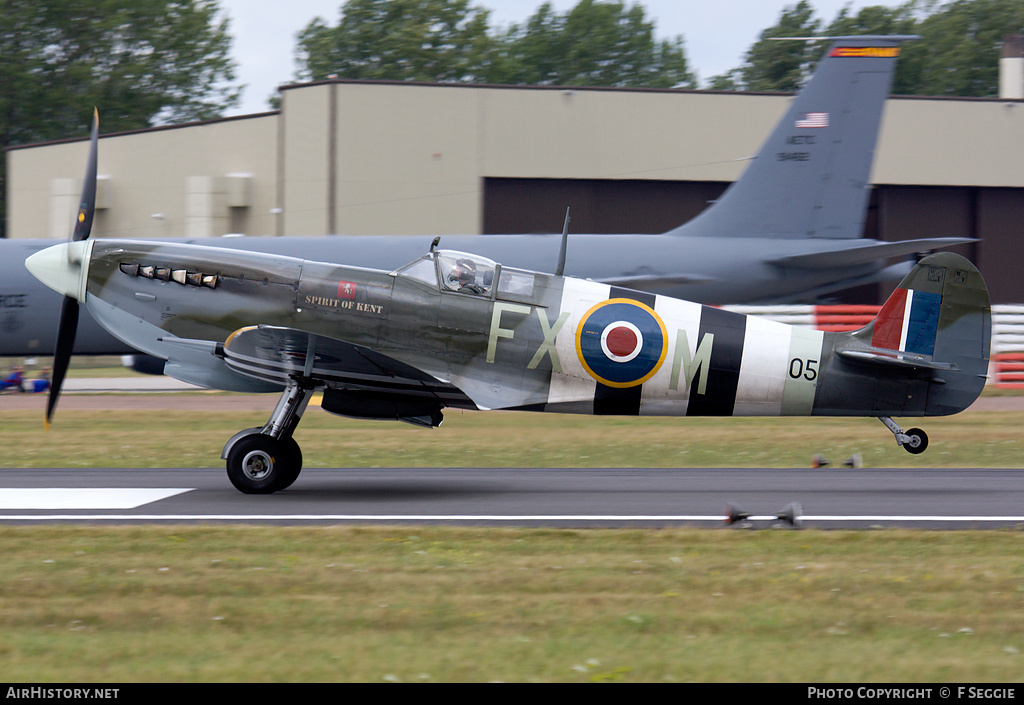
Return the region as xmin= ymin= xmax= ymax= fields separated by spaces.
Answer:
xmin=833 ymin=252 xmax=991 ymax=416
xmin=668 ymin=35 xmax=918 ymax=240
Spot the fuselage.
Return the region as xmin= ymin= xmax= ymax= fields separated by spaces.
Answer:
xmin=27 ymin=239 xmax=988 ymax=421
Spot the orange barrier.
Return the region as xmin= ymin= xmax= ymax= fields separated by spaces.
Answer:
xmin=815 ymin=305 xmax=878 ymax=332
xmin=992 ymin=352 xmax=1024 ymax=389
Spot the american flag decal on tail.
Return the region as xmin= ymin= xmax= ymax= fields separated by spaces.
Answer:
xmin=795 ymin=112 xmax=829 ymax=128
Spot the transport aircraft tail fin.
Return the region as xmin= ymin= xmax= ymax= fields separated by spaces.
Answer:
xmin=668 ymin=35 xmax=917 ymax=240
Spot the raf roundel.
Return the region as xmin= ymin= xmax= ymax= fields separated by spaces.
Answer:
xmin=575 ymin=299 xmax=668 ymax=388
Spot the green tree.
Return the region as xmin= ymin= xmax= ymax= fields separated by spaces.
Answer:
xmin=0 ymin=0 xmax=238 ymax=142
xmin=911 ymin=0 xmax=1024 ymax=96
xmin=501 ymin=0 xmax=695 ymax=88
xmin=295 ymin=0 xmax=495 ymax=82
xmin=705 ymin=68 xmax=745 ymax=91
xmin=295 ymin=0 xmax=695 ymax=89
xmin=488 ymin=2 xmax=567 ymax=85
xmin=732 ymin=0 xmax=822 ymax=91
xmin=1 ymin=0 xmax=239 ymax=236
xmin=711 ymin=0 xmax=1024 ymax=96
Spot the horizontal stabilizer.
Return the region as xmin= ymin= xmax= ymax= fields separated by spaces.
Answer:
xmin=836 ymin=348 xmax=959 ymax=372
xmin=769 ymin=238 xmax=974 ymax=269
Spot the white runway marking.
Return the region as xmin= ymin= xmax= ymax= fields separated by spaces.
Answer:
xmin=0 ymin=488 xmax=192 ymax=510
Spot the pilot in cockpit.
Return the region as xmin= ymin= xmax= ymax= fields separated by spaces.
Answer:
xmin=451 ymin=258 xmax=485 ymax=293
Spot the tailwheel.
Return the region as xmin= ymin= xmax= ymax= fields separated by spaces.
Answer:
xmin=902 ymin=428 xmax=928 ymax=455
xmin=226 ymin=433 xmax=302 ymax=494
xmin=878 ymin=417 xmax=929 ymax=455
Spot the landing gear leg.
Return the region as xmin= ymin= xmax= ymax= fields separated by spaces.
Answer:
xmin=878 ymin=416 xmax=928 ymax=455
xmin=224 ymin=380 xmax=314 ymax=494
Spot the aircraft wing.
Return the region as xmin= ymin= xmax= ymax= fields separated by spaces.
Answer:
xmin=769 ymin=238 xmax=975 ymax=269
xmin=218 ymin=325 xmax=477 ymax=424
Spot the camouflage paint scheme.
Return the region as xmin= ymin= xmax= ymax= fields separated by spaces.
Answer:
xmin=78 ymin=239 xmax=990 ymax=421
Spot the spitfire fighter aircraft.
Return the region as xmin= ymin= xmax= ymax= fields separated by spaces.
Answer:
xmin=27 ymin=115 xmax=992 ymax=494
xmin=4 ymin=35 xmax=972 ymax=363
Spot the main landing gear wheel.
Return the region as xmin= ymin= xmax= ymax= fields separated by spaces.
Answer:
xmin=222 ymin=380 xmax=314 ymax=494
xmin=223 ymin=381 xmax=314 ymax=494
xmin=276 ymin=437 xmax=303 ymax=491
xmin=226 ymin=433 xmax=303 ymax=494
xmin=902 ymin=428 xmax=928 ymax=455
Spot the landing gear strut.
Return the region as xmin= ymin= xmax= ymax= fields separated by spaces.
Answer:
xmin=224 ymin=380 xmax=314 ymax=493
xmin=878 ymin=416 xmax=928 ymax=454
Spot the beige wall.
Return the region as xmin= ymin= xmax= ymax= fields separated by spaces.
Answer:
xmin=7 ymin=81 xmax=1024 ymax=240
xmin=280 ymin=84 xmax=330 ymax=237
xmin=8 ymin=114 xmax=278 ymax=241
xmin=876 ymin=97 xmax=1024 ymax=187
xmin=478 ymin=87 xmax=782 ymax=183
xmin=324 ymin=82 xmax=484 ymax=236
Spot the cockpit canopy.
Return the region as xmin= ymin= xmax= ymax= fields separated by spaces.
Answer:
xmin=436 ymin=250 xmax=495 ymax=294
xmin=394 ymin=249 xmax=536 ymax=302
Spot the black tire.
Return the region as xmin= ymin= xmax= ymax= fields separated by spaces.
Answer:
xmin=276 ymin=437 xmax=303 ymax=491
xmin=903 ymin=428 xmax=929 ymax=454
xmin=226 ymin=433 xmax=297 ymax=494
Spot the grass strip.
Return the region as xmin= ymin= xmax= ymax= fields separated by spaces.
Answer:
xmin=1 ymin=407 xmax=1022 ymax=469
xmin=0 ymin=526 xmax=1022 ymax=682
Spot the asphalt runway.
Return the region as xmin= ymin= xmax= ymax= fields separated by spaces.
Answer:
xmin=2 ymin=466 xmax=1024 ymax=529
xmin=3 ymin=383 xmax=1023 ymax=529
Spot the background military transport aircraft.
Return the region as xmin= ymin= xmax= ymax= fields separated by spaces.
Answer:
xmin=27 ymin=109 xmax=992 ymax=494
xmin=4 ymin=35 xmax=970 ymax=364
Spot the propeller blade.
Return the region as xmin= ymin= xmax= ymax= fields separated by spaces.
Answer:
xmin=71 ymin=108 xmax=99 ymax=243
xmin=46 ymin=296 xmax=79 ymax=430
xmin=46 ymin=108 xmax=97 ymax=429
